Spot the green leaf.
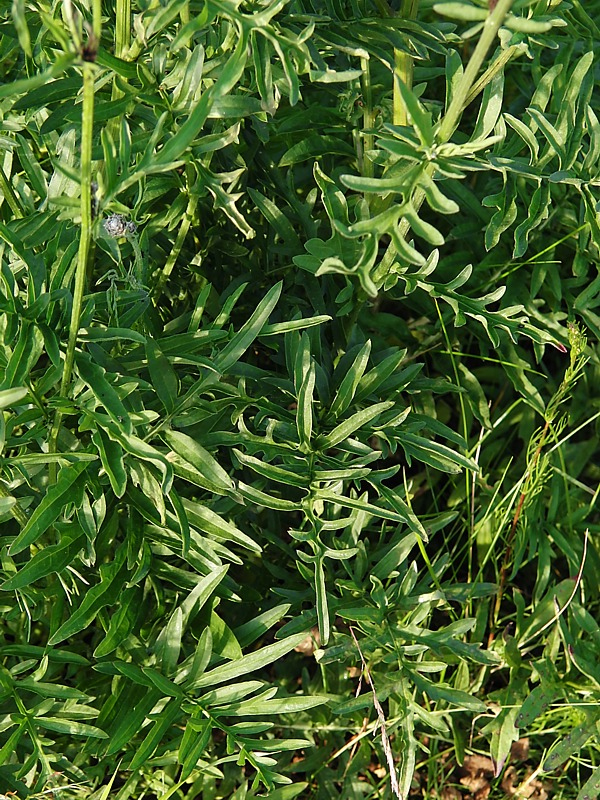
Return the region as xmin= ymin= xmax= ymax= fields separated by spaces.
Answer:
xmin=329 ymin=341 xmax=371 ymax=420
xmin=233 ymin=449 xmax=309 ymax=488
xmin=210 ymin=610 xmax=243 ymax=660
xmin=489 ymin=707 xmax=520 ymax=776
xmin=10 ymin=0 xmax=32 ymax=58
xmin=0 ymin=387 xmax=28 ymax=409
xmin=1 ymin=530 xmax=85 ymax=590
xmin=279 ymin=135 xmax=355 ymax=167
xmin=128 ymin=700 xmax=182 ymax=770
xmin=104 ymin=688 xmax=163 ymax=756
xmin=265 ymin=783 xmax=309 ymax=800
xmin=94 ymin=585 xmax=143 ymax=658
xmin=355 ymin=349 xmax=407 ymax=402
xmin=191 ymin=633 xmax=309 ymax=689
xmin=163 ymin=429 xmax=233 ymax=492
xmin=394 ymin=76 xmax=434 ymax=146
xmin=76 ymin=353 xmax=133 ymax=435
xmin=12 ymin=75 xmax=81 ymax=110
xmin=514 ymin=683 xmax=560 ymax=729
xmin=0 ymin=54 xmax=75 ymax=100
xmin=504 ymin=14 xmax=560 ymax=33
xmin=34 ymin=717 xmax=108 ymax=738
xmin=261 ymin=316 xmax=332 ymax=336
xmin=317 ymin=402 xmax=394 ymax=449
xmin=433 ymin=2 xmax=488 ymax=21
xmin=183 ymin=499 xmax=261 ymax=553
xmin=198 ymin=681 xmax=264 ymax=707
xmin=92 ymin=412 xmax=173 ymax=493
xmin=236 ymin=481 xmax=301 ymax=511
xmin=146 ymin=338 xmax=179 ymax=413
xmin=411 ymin=671 xmax=486 ymax=712
xmin=154 ymin=87 xmax=215 ymax=167
xmin=314 ymin=557 xmax=330 ymax=646
xmin=223 ymin=695 xmax=328 ymax=716
xmin=48 ymin=547 xmax=128 ymax=645
xmin=234 ymin=604 xmax=291 ymax=648
xmin=247 ymin=188 xmax=302 ymax=250
xmin=215 ymin=282 xmax=282 ymax=372
xmin=91 ymin=428 xmax=128 ymax=498
xmin=542 ymin=710 xmax=600 ymax=771
xmin=179 ymin=715 xmax=212 ymax=780
xmin=157 ymin=607 xmax=183 ymax=675
xmin=14 ymin=679 xmax=90 ymax=700
xmin=577 ymin=764 xmax=600 ymax=800
xmin=317 ymin=489 xmax=415 ymax=523
xmin=9 ymin=462 xmax=89 ymax=555
xmin=401 ymin=432 xmax=478 ymax=473
xmin=0 ymin=321 xmax=43 ymax=390
xmin=79 ymin=327 xmax=146 ymax=344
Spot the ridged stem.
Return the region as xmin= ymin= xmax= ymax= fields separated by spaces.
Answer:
xmin=48 ymin=4 xmax=101 ymax=476
xmin=393 ymin=0 xmax=419 ymax=126
xmin=375 ymin=0 xmax=515 ymax=287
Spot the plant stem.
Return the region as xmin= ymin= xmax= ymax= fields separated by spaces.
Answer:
xmin=154 ymin=165 xmax=199 ymax=296
xmin=360 ymin=57 xmax=375 ymax=180
xmin=375 ymin=0 xmax=515 ymax=287
xmin=492 ymin=419 xmax=549 ymax=627
xmin=108 ymin=0 xmax=130 ymax=143
xmin=438 ymin=0 xmax=514 ymax=143
xmin=0 ymin=165 xmax=24 ymax=219
xmin=115 ymin=0 xmax=131 ymax=58
xmin=65 ymin=69 xmax=95 ymax=390
xmin=393 ymin=0 xmax=418 ymax=126
xmin=48 ymin=60 xmax=96 ymax=474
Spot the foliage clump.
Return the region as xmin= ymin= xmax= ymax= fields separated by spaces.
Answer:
xmin=0 ymin=0 xmax=599 ymax=798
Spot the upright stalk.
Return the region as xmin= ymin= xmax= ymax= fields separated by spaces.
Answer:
xmin=48 ymin=9 xmax=100 ymax=474
xmin=491 ymin=323 xmax=587 ymax=630
xmin=360 ymin=57 xmax=375 ymax=180
xmin=438 ymin=0 xmax=514 ymax=143
xmin=114 ymin=0 xmax=131 ymax=58
xmin=374 ymin=0 xmax=515 ymax=286
xmin=108 ymin=0 xmax=130 ymax=143
xmin=393 ymin=0 xmax=418 ymax=126
xmin=0 ymin=166 xmax=24 ymax=218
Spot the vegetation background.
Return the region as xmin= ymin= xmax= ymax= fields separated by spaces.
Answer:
xmin=0 ymin=0 xmax=600 ymax=798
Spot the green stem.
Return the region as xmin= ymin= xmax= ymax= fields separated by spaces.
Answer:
xmin=154 ymin=166 xmax=198 ymax=297
xmin=375 ymin=0 xmax=515 ymax=287
xmin=0 ymin=164 xmax=25 ymax=219
xmin=126 ymin=0 xmax=161 ymax=60
xmin=463 ymin=43 xmax=523 ymax=109
xmin=360 ymin=57 xmax=375 ymax=179
xmin=108 ymin=0 xmax=130 ymax=142
xmin=393 ymin=0 xmax=418 ymax=126
xmin=48 ymin=61 xmax=95 ymax=472
xmin=115 ymin=0 xmax=131 ymax=58
xmin=438 ymin=0 xmax=515 ymax=143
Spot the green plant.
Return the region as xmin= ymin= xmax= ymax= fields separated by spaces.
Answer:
xmin=0 ymin=0 xmax=599 ymax=798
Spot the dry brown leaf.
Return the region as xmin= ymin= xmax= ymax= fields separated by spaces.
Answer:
xmin=501 ymin=766 xmax=548 ymax=800
xmin=460 ymin=774 xmax=490 ymax=795
xmin=461 ymin=755 xmax=495 ymax=776
xmin=441 ymin=785 xmax=462 ymax=800
xmin=510 ymin=738 xmax=530 ymax=762
xmin=294 ymin=626 xmax=320 ymax=656
xmin=458 ymin=754 xmax=495 ymax=800
xmin=502 ymin=766 xmax=519 ymax=796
